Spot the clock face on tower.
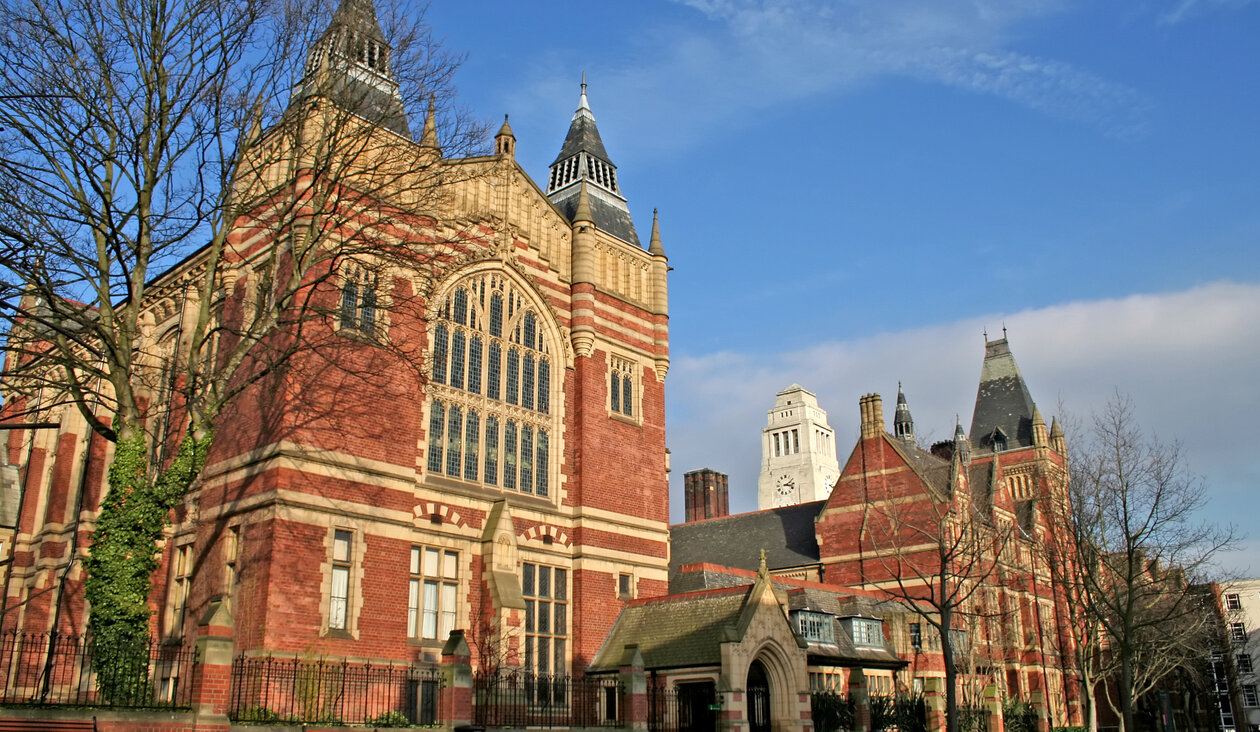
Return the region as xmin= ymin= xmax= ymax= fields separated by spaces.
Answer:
xmin=822 ymin=473 xmax=838 ymax=495
xmin=774 ymin=474 xmax=796 ymax=507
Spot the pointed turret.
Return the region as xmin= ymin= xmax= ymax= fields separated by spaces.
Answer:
xmin=573 ymin=182 xmax=594 ymax=225
xmin=648 ymin=209 xmax=665 ymax=256
xmin=419 ymin=95 xmax=439 ymax=150
xmin=495 ymin=114 xmax=515 ymax=158
xmin=893 ymin=383 xmax=915 ymax=443
xmin=1049 ymin=418 xmax=1067 ymax=454
xmin=1032 ymin=405 xmax=1049 ymax=448
xmin=546 ymin=77 xmax=640 ymax=246
xmin=294 ymin=0 xmax=411 ymax=137
xmin=954 ymin=418 xmax=971 ymax=466
xmin=969 ymin=335 xmax=1038 ymax=451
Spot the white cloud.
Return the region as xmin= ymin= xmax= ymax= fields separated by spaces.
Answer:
xmin=666 ymin=280 xmax=1260 ymax=574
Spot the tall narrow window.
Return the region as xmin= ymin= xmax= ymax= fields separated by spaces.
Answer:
xmin=450 ymin=331 xmax=466 ymax=390
xmin=468 ymin=336 xmax=483 ymax=394
xmin=520 ymin=426 xmax=534 ymax=494
xmin=341 ymin=278 xmax=358 ymax=329
xmin=360 ymin=286 xmax=376 ymax=333
xmin=524 ymin=562 xmax=568 ymax=695
xmin=504 ymin=421 xmax=518 ymax=491
xmin=506 ymin=350 xmax=520 ymax=405
xmin=484 ymin=416 xmax=499 ymax=486
xmin=792 ymin=429 xmax=799 ymax=454
xmin=536 ymin=430 xmax=549 ymax=496
xmin=330 ymin=530 xmax=352 ymax=631
xmin=537 ymin=361 xmax=550 ymax=414
xmin=487 ymin=343 xmax=502 ymax=400
xmin=432 ymin=325 xmax=449 ymax=385
xmin=774 ymin=434 xmax=781 ymax=457
xmin=522 ymin=354 xmax=535 ymax=411
xmin=168 ymin=544 xmax=193 ymax=637
xmin=453 ymin=288 xmax=468 ymax=325
xmin=446 ymin=407 xmax=462 ymax=477
xmin=464 ymin=412 xmax=480 ymax=481
xmin=427 ymin=402 xmax=445 ymax=474
xmin=489 ymin=293 xmax=503 ymax=337
xmin=609 ymin=356 xmax=636 ymax=418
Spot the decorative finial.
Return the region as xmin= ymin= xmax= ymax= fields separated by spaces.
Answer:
xmin=648 ymin=208 xmax=665 ymax=256
xmin=581 ymin=70 xmax=587 ymax=96
xmin=983 ymin=327 xmax=988 ymax=342
xmin=1002 ymin=323 xmax=1007 ymax=339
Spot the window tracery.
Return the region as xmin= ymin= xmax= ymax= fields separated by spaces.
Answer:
xmin=427 ymin=273 xmax=555 ymax=497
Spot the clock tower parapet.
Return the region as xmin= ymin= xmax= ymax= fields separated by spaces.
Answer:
xmin=756 ymin=384 xmax=841 ymax=510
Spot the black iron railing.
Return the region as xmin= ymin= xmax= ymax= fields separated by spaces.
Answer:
xmin=473 ymin=670 xmax=622 ymax=729
xmin=0 ymin=631 xmax=196 ymax=709
xmin=229 ymin=655 xmax=443 ymax=726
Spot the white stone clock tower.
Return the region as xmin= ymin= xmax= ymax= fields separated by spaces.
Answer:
xmin=757 ymin=384 xmax=841 ymax=509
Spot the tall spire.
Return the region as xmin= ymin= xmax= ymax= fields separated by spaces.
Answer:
xmin=969 ymin=333 xmax=1037 ymax=451
xmin=546 ymin=76 xmax=640 ymax=247
xmin=420 ymin=95 xmax=439 ymax=150
xmin=894 ymin=383 xmax=915 ymax=442
xmin=648 ymin=209 xmax=665 ymax=256
xmin=295 ymin=0 xmax=411 ymax=138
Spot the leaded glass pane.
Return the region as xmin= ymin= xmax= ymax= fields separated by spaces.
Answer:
xmin=468 ymin=336 xmax=483 ymax=394
xmin=504 ymin=421 xmax=517 ymax=490
xmin=488 ymin=344 xmax=501 ymax=400
xmin=522 ymin=354 xmax=535 ymax=411
xmin=525 ymin=599 xmax=535 ymax=632
xmin=506 ymin=350 xmax=519 ymax=405
xmin=341 ymin=279 xmax=358 ymax=329
xmin=453 ymin=288 xmax=468 ymax=325
xmin=450 ymin=330 xmax=466 ymax=390
xmin=523 ymin=563 xmax=535 ymax=596
xmin=426 ymin=402 xmax=444 ymax=473
xmin=554 ymin=569 xmax=566 ymax=601
xmin=432 ymin=325 xmax=448 ymax=384
xmin=554 ymin=603 xmax=566 ymax=634
xmin=489 ymin=293 xmax=503 ymax=337
xmin=610 ymin=372 xmax=621 ymax=412
xmin=464 ymin=411 xmax=479 ymax=480
xmin=446 ymin=406 xmax=462 ymax=476
xmin=520 ymin=426 xmax=533 ymax=493
xmin=524 ymin=312 xmax=536 ymax=350
xmin=484 ymin=416 xmax=499 ymax=485
xmin=538 ymin=600 xmax=550 ymax=633
xmin=623 ymin=375 xmax=632 ymax=417
xmin=536 ymin=430 xmax=549 ymax=497
xmin=539 ymin=565 xmax=551 ymax=598
xmin=538 ymin=361 xmax=550 ymax=414
xmin=361 ymin=286 xmax=376 ymax=333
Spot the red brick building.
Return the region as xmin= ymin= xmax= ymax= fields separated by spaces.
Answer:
xmin=1 ymin=0 xmax=670 ymax=681
xmin=672 ymin=337 xmax=1082 ymax=726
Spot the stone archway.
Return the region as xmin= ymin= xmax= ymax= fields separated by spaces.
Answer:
xmin=747 ymin=659 xmax=772 ymax=732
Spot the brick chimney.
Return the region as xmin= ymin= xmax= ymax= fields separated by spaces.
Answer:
xmin=859 ymin=393 xmax=885 ymax=439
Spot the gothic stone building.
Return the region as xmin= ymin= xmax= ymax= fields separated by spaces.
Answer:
xmin=0 ymin=0 xmax=671 ymax=679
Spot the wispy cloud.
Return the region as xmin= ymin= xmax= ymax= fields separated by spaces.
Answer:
xmin=1159 ymin=0 xmax=1260 ymax=25
xmin=666 ymin=281 xmax=1260 ymax=572
xmin=505 ymin=0 xmax=1149 ymax=158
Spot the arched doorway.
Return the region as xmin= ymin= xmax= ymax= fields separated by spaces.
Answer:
xmin=747 ymin=659 xmax=771 ymax=732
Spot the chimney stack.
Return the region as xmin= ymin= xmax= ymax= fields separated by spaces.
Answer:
xmin=859 ymin=393 xmax=885 ymax=439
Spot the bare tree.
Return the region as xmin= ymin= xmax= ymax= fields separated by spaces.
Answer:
xmin=859 ymin=443 xmax=1015 ymax=732
xmin=0 ymin=0 xmax=486 ymax=690
xmin=1067 ymin=393 xmax=1235 ymax=732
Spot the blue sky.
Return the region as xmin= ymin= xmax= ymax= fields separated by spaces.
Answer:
xmin=423 ymin=0 xmax=1260 ymax=573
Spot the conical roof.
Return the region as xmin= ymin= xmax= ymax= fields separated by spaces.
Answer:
xmin=969 ymin=337 xmax=1037 ymax=450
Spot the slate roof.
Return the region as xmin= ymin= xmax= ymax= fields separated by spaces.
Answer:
xmin=319 ymin=76 xmax=411 ymax=138
xmin=588 ymin=587 xmax=751 ymax=672
xmin=550 ymin=185 xmax=640 ymax=247
xmin=669 ymin=502 xmax=825 ymax=580
xmin=783 ymin=589 xmax=906 ymax=670
xmin=551 ymin=110 xmax=611 ymax=165
xmin=887 ymin=439 xmax=952 ymax=496
xmin=969 ymin=338 xmax=1037 ymax=451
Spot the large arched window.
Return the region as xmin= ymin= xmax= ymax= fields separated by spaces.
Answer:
xmin=426 ymin=273 xmax=555 ymax=497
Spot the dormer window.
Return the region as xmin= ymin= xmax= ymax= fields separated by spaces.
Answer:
xmin=796 ymin=612 xmax=834 ymax=643
xmin=991 ymin=427 xmax=1008 ymax=452
xmin=848 ymin=618 xmax=883 ymax=649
